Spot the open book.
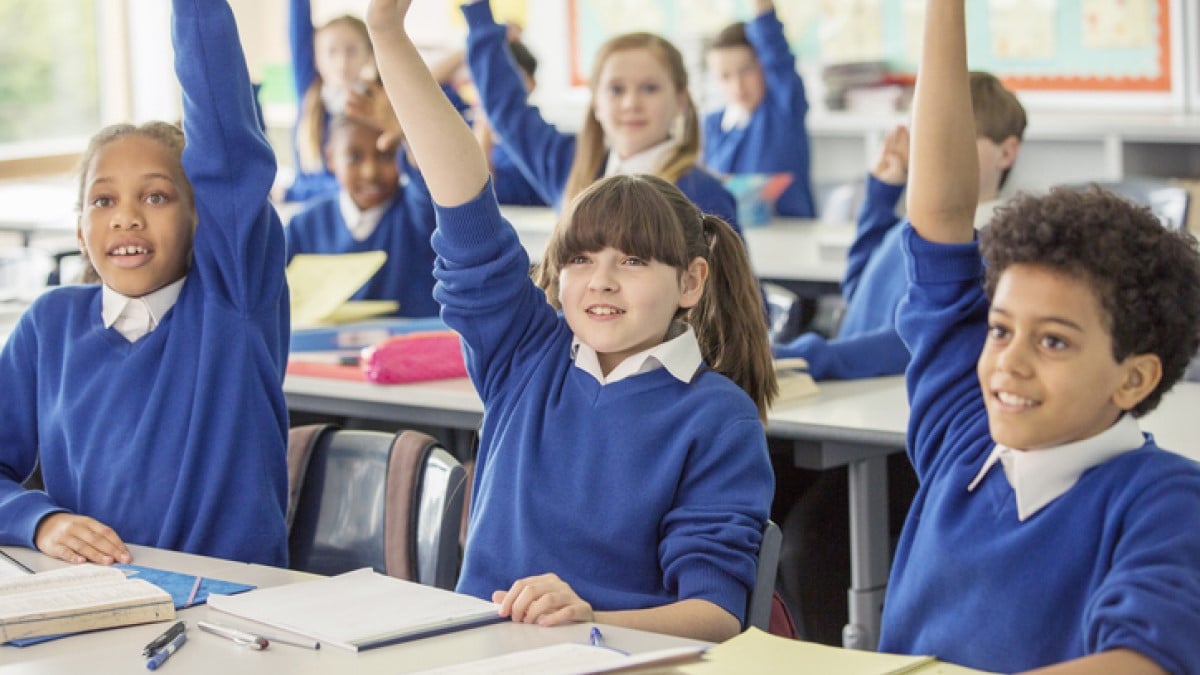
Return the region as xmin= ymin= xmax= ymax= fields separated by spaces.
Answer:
xmin=0 ymin=564 xmax=174 ymax=643
xmin=206 ymin=568 xmax=503 ymax=651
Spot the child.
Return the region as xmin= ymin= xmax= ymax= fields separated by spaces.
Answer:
xmin=366 ymin=0 xmax=775 ymax=642
xmin=430 ymin=36 xmax=549 ymax=207
xmin=704 ymin=0 xmax=814 ymax=218
xmin=460 ymin=0 xmax=741 ymax=233
xmin=0 ymin=0 xmax=290 ymax=566
xmin=285 ymin=114 xmax=439 ymax=318
xmin=774 ymin=72 xmax=1025 ymax=381
xmin=884 ymin=1 xmax=1200 ymax=672
xmin=284 ymin=0 xmax=376 ymax=203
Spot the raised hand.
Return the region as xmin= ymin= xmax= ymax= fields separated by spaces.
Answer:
xmin=345 ymin=80 xmax=405 ymax=151
xmin=872 ymin=124 xmax=910 ymax=185
xmin=35 ymin=513 xmax=131 ymax=565
xmin=492 ymin=573 xmax=595 ymax=626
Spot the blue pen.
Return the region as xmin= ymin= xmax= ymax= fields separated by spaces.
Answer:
xmin=146 ymin=631 xmax=187 ymax=670
xmin=589 ymin=626 xmax=629 ymax=656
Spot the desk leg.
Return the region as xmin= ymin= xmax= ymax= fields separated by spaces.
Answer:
xmin=841 ymin=453 xmax=889 ymax=651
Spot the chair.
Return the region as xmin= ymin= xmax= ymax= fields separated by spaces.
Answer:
xmin=286 ymin=424 xmax=467 ymax=590
xmin=1069 ymin=180 xmax=1190 ymax=230
xmin=746 ymin=519 xmax=784 ymax=632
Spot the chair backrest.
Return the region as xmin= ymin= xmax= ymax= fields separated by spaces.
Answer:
xmin=746 ymin=519 xmax=783 ymax=632
xmin=1068 ymin=180 xmax=1190 ymax=231
xmin=286 ymin=425 xmax=467 ymax=590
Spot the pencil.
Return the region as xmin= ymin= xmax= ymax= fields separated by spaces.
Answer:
xmin=185 ymin=575 xmax=203 ymax=607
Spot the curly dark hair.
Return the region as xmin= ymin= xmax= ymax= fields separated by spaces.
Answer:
xmin=980 ymin=186 xmax=1200 ymax=415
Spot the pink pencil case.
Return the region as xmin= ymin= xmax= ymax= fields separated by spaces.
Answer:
xmin=360 ymin=330 xmax=467 ymax=384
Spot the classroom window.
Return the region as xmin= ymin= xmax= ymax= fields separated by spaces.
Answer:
xmin=0 ymin=1 xmax=101 ymax=147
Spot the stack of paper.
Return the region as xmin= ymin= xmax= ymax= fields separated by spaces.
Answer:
xmin=286 ymin=251 xmax=398 ymax=328
xmin=206 ymin=568 xmax=503 ymax=651
xmin=678 ymin=628 xmax=996 ymax=675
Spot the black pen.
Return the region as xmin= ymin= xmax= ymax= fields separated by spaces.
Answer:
xmin=142 ymin=621 xmax=186 ymax=657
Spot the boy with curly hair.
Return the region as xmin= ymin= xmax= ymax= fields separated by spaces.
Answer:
xmin=882 ymin=2 xmax=1200 ymax=672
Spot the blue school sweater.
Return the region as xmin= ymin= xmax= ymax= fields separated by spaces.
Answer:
xmin=702 ymin=9 xmax=814 ymax=218
xmin=284 ymin=0 xmax=338 ymax=203
xmin=285 ymin=180 xmax=439 ymax=318
xmin=879 ymin=227 xmax=1200 ymax=673
xmin=436 ymin=182 xmax=772 ymax=624
xmin=773 ymin=176 xmax=909 ymax=378
xmin=442 ymin=83 xmax=547 ymax=207
xmin=462 ymin=1 xmax=741 ymax=233
xmin=0 ymin=0 xmax=289 ymax=566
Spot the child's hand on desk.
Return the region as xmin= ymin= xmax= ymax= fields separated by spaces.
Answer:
xmin=493 ymin=573 xmax=595 ymax=626
xmin=35 ymin=513 xmax=131 ymax=565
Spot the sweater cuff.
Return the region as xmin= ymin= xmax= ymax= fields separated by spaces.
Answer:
xmin=866 ymin=173 xmax=906 ymax=199
xmin=461 ymin=1 xmax=498 ymax=30
xmin=902 ymin=225 xmax=982 ymax=286
xmin=677 ymin=562 xmax=749 ymax=626
xmin=4 ymin=491 xmax=66 ymax=548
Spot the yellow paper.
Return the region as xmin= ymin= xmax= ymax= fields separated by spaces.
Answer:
xmin=678 ymin=628 xmax=933 ymax=675
xmin=286 ymin=251 xmax=391 ymax=328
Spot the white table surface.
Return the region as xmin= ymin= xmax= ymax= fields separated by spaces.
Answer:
xmin=0 ymin=545 xmax=705 ymax=674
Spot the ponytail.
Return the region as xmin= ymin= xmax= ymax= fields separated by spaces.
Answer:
xmin=690 ymin=215 xmax=777 ymax=420
xmin=296 ymin=81 xmax=327 ymax=173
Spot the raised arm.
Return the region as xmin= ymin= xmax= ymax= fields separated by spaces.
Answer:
xmin=461 ymin=0 xmax=577 ymax=208
xmin=366 ymin=1 xmax=487 ymax=207
xmin=289 ymin=0 xmax=317 ymax=103
xmin=906 ymin=0 xmax=975 ymax=243
xmin=747 ymin=0 xmax=806 ymax=113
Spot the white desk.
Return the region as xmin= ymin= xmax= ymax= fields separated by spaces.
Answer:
xmin=499 ymin=205 xmax=852 ymax=285
xmin=0 ymin=545 xmax=705 ymax=674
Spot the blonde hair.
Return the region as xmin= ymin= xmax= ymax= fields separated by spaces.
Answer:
xmin=537 ymin=174 xmax=777 ymax=419
xmin=75 ymin=122 xmax=190 ymax=284
xmin=562 ymin=33 xmax=701 ymax=205
xmin=296 ymin=15 xmax=372 ymax=173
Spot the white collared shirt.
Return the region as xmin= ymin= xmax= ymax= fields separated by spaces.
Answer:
xmin=571 ymin=322 xmax=702 ymax=385
xmin=967 ymin=414 xmax=1146 ymax=521
xmin=338 ymin=191 xmax=393 ymax=242
xmin=603 ymin=137 xmax=678 ymax=178
xmin=102 ymin=277 xmax=186 ymax=343
xmin=720 ymin=105 xmax=752 ymax=133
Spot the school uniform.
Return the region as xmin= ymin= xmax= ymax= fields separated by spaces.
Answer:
xmin=283 ymin=0 xmax=339 ymax=203
xmin=285 ymin=172 xmax=439 ymax=318
xmin=443 ymin=84 xmax=548 ymax=207
xmin=772 ymin=176 xmax=908 ymax=378
xmin=461 ymin=1 xmax=742 ymax=233
xmin=439 ymin=181 xmax=772 ymax=625
xmin=702 ymin=8 xmax=814 ymax=218
xmin=774 ymin=177 xmax=1001 ymax=380
xmin=0 ymin=0 xmax=289 ymax=566
xmin=880 ymin=226 xmax=1200 ymax=673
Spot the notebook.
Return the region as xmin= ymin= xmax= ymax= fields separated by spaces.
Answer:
xmin=286 ymin=251 xmax=398 ymax=328
xmin=206 ymin=568 xmax=503 ymax=652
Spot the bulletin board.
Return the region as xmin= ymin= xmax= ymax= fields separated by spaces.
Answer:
xmin=568 ymin=0 xmax=1179 ymax=95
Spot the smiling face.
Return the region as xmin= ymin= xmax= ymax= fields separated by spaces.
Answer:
xmin=325 ymin=121 xmax=399 ymax=211
xmin=77 ymin=135 xmax=196 ymax=298
xmin=977 ymin=263 xmax=1150 ymax=450
xmin=591 ymin=47 xmax=687 ymax=160
xmin=314 ymin=20 xmax=373 ymax=91
xmin=558 ymin=247 xmax=706 ymax=375
xmin=706 ymin=45 xmax=765 ymax=113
